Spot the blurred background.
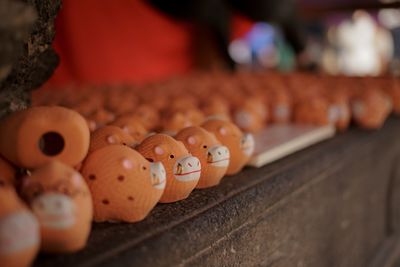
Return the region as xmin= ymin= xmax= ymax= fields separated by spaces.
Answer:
xmin=46 ymin=0 xmax=400 ymax=86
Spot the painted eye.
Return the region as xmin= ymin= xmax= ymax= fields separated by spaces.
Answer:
xmin=169 ymin=154 xmax=175 ymax=159
xmin=203 ymin=145 xmax=207 ymax=149
xmin=142 ymin=165 xmax=147 ymax=170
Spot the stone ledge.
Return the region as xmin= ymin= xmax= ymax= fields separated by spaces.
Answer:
xmin=34 ymin=117 xmax=400 ymax=267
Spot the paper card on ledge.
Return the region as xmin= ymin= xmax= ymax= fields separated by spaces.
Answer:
xmin=248 ymin=124 xmax=336 ymax=168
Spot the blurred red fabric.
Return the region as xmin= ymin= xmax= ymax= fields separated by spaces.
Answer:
xmin=47 ymin=1 xmax=254 ymax=86
xmin=48 ymin=0 xmax=194 ymax=85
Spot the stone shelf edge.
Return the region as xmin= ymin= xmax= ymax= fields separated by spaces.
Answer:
xmin=35 ymin=117 xmax=400 ymax=267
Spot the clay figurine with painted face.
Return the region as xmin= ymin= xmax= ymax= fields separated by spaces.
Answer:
xmin=202 ymin=119 xmax=254 ymax=175
xmin=136 ymin=134 xmax=201 ymax=203
xmin=81 ymin=145 xmax=166 ymax=222
xmin=175 ymin=127 xmax=230 ymax=188
xmin=89 ymin=125 xmax=137 ymax=153
xmin=20 ymin=161 xmax=92 ymax=253
xmin=351 ymin=88 xmax=391 ymax=129
xmin=0 ymin=187 xmax=39 ymax=267
xmin=232 ymin=98 xmax=268 ymax=132
xmin=109 ymin=116 xmax=148 ymax=142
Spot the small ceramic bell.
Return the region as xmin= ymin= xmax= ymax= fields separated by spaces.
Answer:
xmin=136 ymin=134 xmax=201 ymax=203
xmin=20 ymin=161 xmax=92 ymax=253
xmin=175 ymin=127 xmax=230 ymax=188
xmin=81 ymin=145 xmax=166 ymax=222
xmin=0 ymin=187 xmax=39 ymax=267
xmin=202 ymin=119 xmax=254 ymax=175
xmin=89 ymin=125 xmax=137 ymax=153
xmin=0 ymin=106 xmax=90 ymax=169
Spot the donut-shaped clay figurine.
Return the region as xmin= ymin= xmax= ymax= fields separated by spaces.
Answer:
xmin=109 ymin=116 xmax=148 ymax=142
xmin=0 ymin=156 xmax=16 ymax=187
xmin=89 ymin=125 xmax=137 ymax=153
xmin=20 ymin=161 xmax=92 ymax=253
xmin=202 ymin=119 xmax=254 ymax=176
xmin=0 ymin=187 xmax=39 ymax=267
xmin=175 ymin=127 xmax=230 ymax=188
xmin=81 ymin=145 xmax=166 ymax=222
xmin=0 ymin=106 xmax=90 ymax=169
xmin=293 ymin=97 xmax=331 ymax=125
xmin=136 ymin=134 xmax=201 ymax=203
xmin=351 ymin=88 xmax=391 ymax=129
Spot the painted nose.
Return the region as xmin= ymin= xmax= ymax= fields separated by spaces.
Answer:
xmin=150 ymin=162 xmax=166 ymax=190
xmin=174 ymin=156 xmax=201 ymax=182
xmin=241 ymin=133 xmax=255 ymax=157
xmin=207 ymin=145 xmax=230 ymax=167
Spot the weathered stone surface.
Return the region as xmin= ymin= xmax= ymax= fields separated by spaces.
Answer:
xmin=0 ymin=0 xmax=60 ymax=119
xmin=33 ymin=117 xmax=400 ymax=267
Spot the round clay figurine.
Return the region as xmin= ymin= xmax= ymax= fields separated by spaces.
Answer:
xmin=293 ymin=97 xmax=331 ymax=125
xmin=89 ymin=125 xmax=137 ymax=153
xmin=20 ymin=161 xmax=92 ymax=253
xmin=81 ymin=145 xmax=166 ymax=222
xmin=0 ymin=187 xmax=40 ymax=267
xmin=382 ymin=79 xmax=400 ymax=115
xmin=0 ymin=156 xmax=16 ymax=187
xmin=268 ymin=89 xmax=292 ymax=123
xmin=136 ymin=134 xmax=201 ymax=203
xmin=175 ymin=127 xmax=230 ymax=188
xmin=232 ymin=98 xmax=267 ymax=133
xmin=87 ymin=108 xmax=115 ymax=128
xmin=0 ymin=106 xmax=90 ymax=169
xmin=351 ymin=89 xmax=391 ymax=129
xmin=202 ymin=119 xmax=254 ymax=175
xmin=109 ymin=116 xmax=148 ymax=142
xmin=132 ymin=105 xmax=160 ymax=131
xmin=162 ymin=112 xmax=193 ymax=135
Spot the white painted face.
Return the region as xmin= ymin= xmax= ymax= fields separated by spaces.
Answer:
xmin=328 ymin=105 xmax=340 ymax=123
xmin=32 ymin=193 xmax=76 ymax=229
xmin=352 ymin=101 xmax=365 ymax=118
xmin=338 ymin=105 xmax=350 ymax=121
xmin=207 ymin=145 xmax=230 ymax=168
xmin=150 ymin=162 xmax=166 ymax=190
xmin=234 ymin=110 xmax=253 ymax=129
xmin=174 ymin=156 xmax=201 ymax=182
xmin=0 ymin=211 xmax=39 ymax=255
xmin=241 ymin=133 xmax=255 ymax=157
xmin=274 ymin=105 xmax=289 ymax=120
